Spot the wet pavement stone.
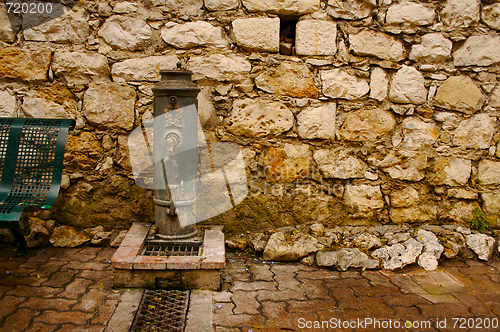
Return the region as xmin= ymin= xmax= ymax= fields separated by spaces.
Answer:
xmin=0 ymin=244 xmax=499 ymax=331
xmin=214 ymin=252 xmax=500 ymax=331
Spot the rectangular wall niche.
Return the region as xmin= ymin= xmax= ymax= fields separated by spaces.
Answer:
xmin=280 ymin=17 xmax=298 ymax=55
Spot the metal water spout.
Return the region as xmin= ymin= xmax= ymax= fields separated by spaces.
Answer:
xmin=151 ymin=63 xmax=200 ymax=240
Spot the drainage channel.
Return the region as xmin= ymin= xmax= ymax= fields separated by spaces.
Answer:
xmin=129 ymin=289 xmax=190 ymax=332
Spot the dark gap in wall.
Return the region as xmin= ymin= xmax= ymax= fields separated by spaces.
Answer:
xmin=279 ymin=16 xmax=299 ymax=55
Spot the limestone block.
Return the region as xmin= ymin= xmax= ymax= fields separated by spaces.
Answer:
xmin=344 ymin=184 xmax=384 ymax=218
xmin=0 ymin=3 xmax=21 ymax=42
xmin=370 ymin=67 xmax=388 ymax=101
xmin=112 ymin=55 xmax=179 ymax=82
xmin=232 ymin=17 xmax=279 ymax=52
xmin=447 ymin=201 xmax=480 ymax=224
xmin=188 ymin=54 xmax=251 ymax=82
xmin=336 ymin=248 xmax=379 ymax=271
xmin=409 ymin=33 xmax=452 ymax=63
xmin=23 ymin=8 xmax=89 ymax=43
xmin=441 ymin=0 xmax=480 ymax=29
xmin=314 ymin=148 xmax=367 ymax=179
xmin=0 ymin=47 xmax=51 ymax=82
xmin=226 ymin=99 xmax=293 ymax=137
xmin=428 ymin=157 xmax=471 ymax=187
xmin=385 ymin=1 xmax=435 ymax=33
xmin=263 ymin=144 xmax=312 ymax=182
xmin=83 ymin=82 xmax=135 ymax=130
xmin=50 ymin=225 xmax=90 ymax=248
xmin=389 ymin=66 xmax=427 ymax=105
xmin=384 ymin=152 xmax=428 ymax=181
xmin=349 ymin=30 xmax=405 ymax=62
xmin=205 ymin=0 xmax=239 ymax=11
xmin=161 ymin=21 xmax=228 ymax=49
xmin=321 ymin=69 xmax=369 ymax=100
xmin=482 ymin=192 xmax=500 ymax=215
xmin=64 ymin=132 xmax=102 ymax=170
xmin=416 ymin=229 xmax=444 ymax=260
xmin=198 ymin=87 xmax=218 ymax=130
xmin=326 ymin=0 xmax=375 ymax=20
xmin=159 ymin=0 xmax=204 ymax=16
xmin=340 ymin=108 xmax=396 ymax=142
xmin=452 ymin=114 xmax=496 ymax=149
xmin=489 ymin=85 xmax=500 ymax=108
xmin=482 ymin=3 xmax=500 ymax=30
xmin=263 ymin=232 xmax=323 ymax=261
xmin=434 ymin=75 xmax=484 ymax=114
xmin=22 ymin=96 xmax=73 ymax=119
xmin=478 ymin=160 xmax=500 ymax=185
xmin=52 ymin=51 xmax=110 ymax=85
xmin=295 ymin=20 xmax=337 ymax=56
xmin=0 ymin=90 xmax=16 ymax=117
xmin=400 ymin=117 xmax=439 ymax=150
xmin=466 ymin=234 xmax=495 ymax=261
xmin=296 ymin=103 xmax=336 ymax=139
xmin=98 ymin=16 xmax=151 ymax=51
xmin=113 ymin=2 xmax=138 ymax=13
xmin=389 ymin=207 xmax=435 ymax=224
xmin=390 ymin=187 xmax=419 ymax=208
xmin=243 ymin=0 xmax=319 ymax=15
xmin=355 ymin=233 xmax=383 ymax=251
xmin=434 ymin=111 xmax=462 ymax=131
xmin=453 ymin=35 xmax=500 ymax=67
xmin=372 ymin=238 xmax=423 ymax=270
xmin=256 ymin=62 xmax=318 ymax=98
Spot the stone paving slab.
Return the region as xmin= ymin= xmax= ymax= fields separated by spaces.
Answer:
xmin=213 ymin=253 xmax=500 ymax=332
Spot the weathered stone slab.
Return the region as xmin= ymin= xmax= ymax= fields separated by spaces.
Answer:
xmin=441 ymin=0 xmax=480 ymax=29
xmin=478 ymin=160 xmax=500 ymax=185
xmin=158 ymin=0 xmax=204 ymax=16
xmin=263 ymin=144 xmax=312 ymax=182
xmin=314 ymin=148 xmax=367 ymax=179
xmin=434 ymin=75 xmax=484 ymax=114
xmin=232 ymin=17 xmax=279 ymax=52
xmin=482 ymin=191 xmax=500 ymax=215
xmin=383 ymin=152 xmax=427 ymax=182
xmin=0 ymin=3 xmax=21 ymax=43
xmin=256 ymin=62 xmax=318 ymax=98
xmin=52 ymin=51 xmax=110 ymax=85
xmin=340 ymin=108 xmax=396 ymax=142
xmin=161 ymin=21 xmax=228 ymax=49
xmin=113 ymin=2 xmax=138 ymax=13
xmin=453 ymin=35 xmax=500 ymax=67
xmin=390 ymin=187 xmax=419 ymax=208
xmin=389 ymin=66 xmax=427 ymax=105
xmin=243 ymin=0 xmax=319 ymax=15
xmin=98 ymin=16 xmax=151 ymax=51
xmin=349 ymin=30 xmax=405 ymax=62
xmin=409 ymin=33 xmax=452 ymax=63
xmin=295 ymin=20 xmax=337 ymax=56
xmin=344 ymin=184 xmax=384 ymax=218
xmin=23 ymin=8 xmax=89 ymax=43
xmin=490 ymin=85 xmax=500 ymax=108
xmin=50 ymin=225 xmax=90 ymax=248
xmin=0 ymin=47 xmax=51 ymax=81
xmin=205 ymin=0 xmax=239 ymax=11
xmin=370 ymin=67 xmax=388 ymax=101
xmin=263 ymin=232 xmax=323 ymax=261
xmin=326 ymin=0 xmax=375 ymax=20
xmin=428 ymin=157 xmax=471 ymax=187
xmin=226 ymin=99 xmax=293 ymax=137
xmin=400 ymin=117 xmax=439 ymax=150
xmin=0 ymin=90 xmax=16 ymax=117
xmin=389 ymin=207 xmax=435 ymax=224
xmin=452 ymin=114 xmax=496 ymax=149
xmin=65 ymin=132 xmax=102 ymax=170
xmin=83 ymin=82 xmax=135 ymax=130
xmin=188 ymin=54 xmax=251 ymax=82
xmin=111 ymin=55 xmax=179 ymax=82
xmin=385 ymin=1 xmax=435 ymax=33
xmin=22 ymin=96 xmax=73 ymax=119
xmin=321 ymin=68 xmax=369 ymax=100
xmin=466 ymin=234 xmax=495 ymax=261
xmin=372 ymin=238 xmax=423 ymax=270
xmin=296 ymin=103 xmax=336 ymax=139
xmin=482 ymin=3 xmax=500 ymax=30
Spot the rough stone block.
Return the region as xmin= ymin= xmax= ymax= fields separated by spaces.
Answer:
xmin=295 ymin=20 xmax=337 ymax=56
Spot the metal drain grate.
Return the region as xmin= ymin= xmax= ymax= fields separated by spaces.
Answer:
xmin=142 ymin=242 xmax=201 ymax=257
xmin=130 ymin=289 xmax=190 ymax=332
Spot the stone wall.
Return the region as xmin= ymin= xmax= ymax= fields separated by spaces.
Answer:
xmin=1 ymin=0 xmax=500 ymax=236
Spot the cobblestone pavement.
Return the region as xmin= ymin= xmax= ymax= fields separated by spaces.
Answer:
xmin=0 ymin=244 xmax=121 ymax=332
xmin=214 ymin=252 xmax=500 ymax=332
xmin=1 ymin=245 xmax=499 ymax=332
